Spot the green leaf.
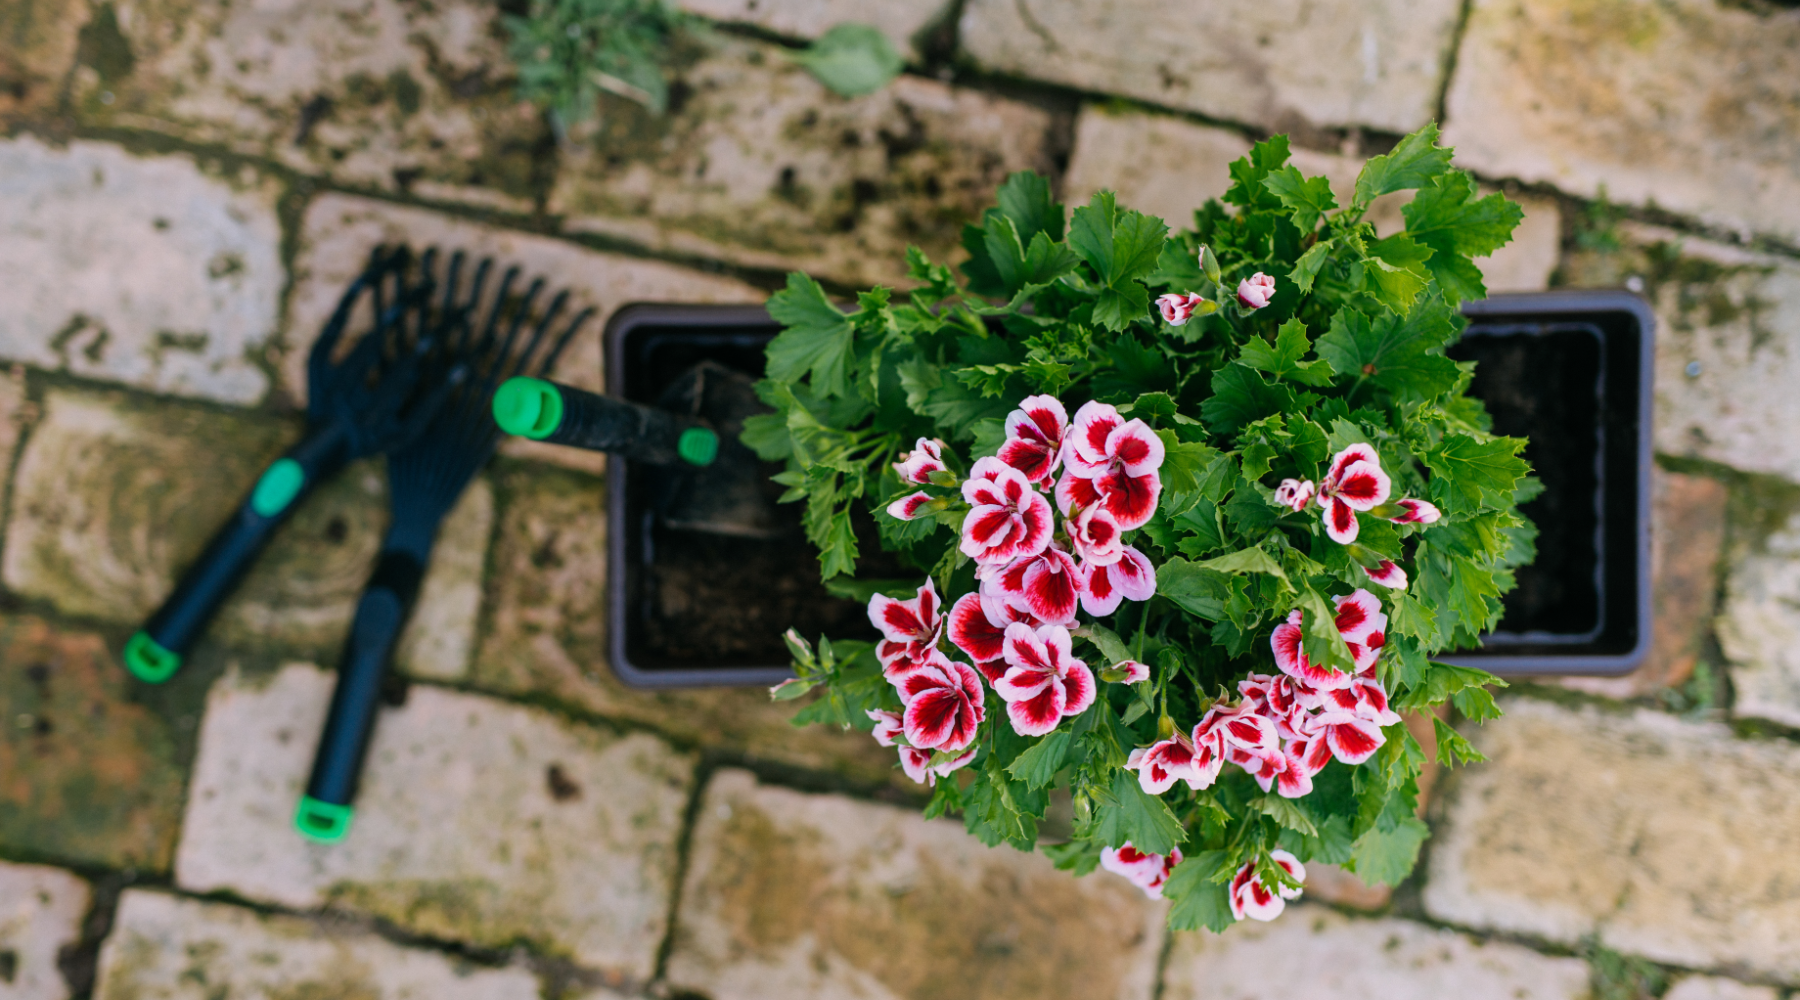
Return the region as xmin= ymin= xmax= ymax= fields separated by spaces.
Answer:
xmin=1082 ymin=623 xmax=1135 ymax=666
xmin=996 ymin=170 xmax=1064 ymax=242
xmin=1254 ymin=795 xmax=1318 ymax=837
xmin=1297 ymin=587 xmax=1355 ymax=675
xmin=1350 ymin=816 xmax=1429 ymax=887
xmin=1452 ymin=685 xmax=1503 ymax=722
xmin=1164 ymin=850 xmax=1235 ymax=932
xmin=1008 ymin=731 xmax=1072 ymax=789
xmin=1156 ymin=430 xmax=1222 ymax=497
xmin=789 ymin=23 xmax=904 ymax=97
xmin=1352 ymin=122 xmax=1453 ymax=206
xmin=1196 ymin=546 xmax=1288 ymax=583
xmin=1288 ymin=239 xmax=1334 ymax=294
xmin=1091 ymin=283 xmax=1151 ymax=333
xmin=1094 ymin=768 xmax=1185 ymax=856
xmin=1433 ymin=717 xmax=1487 ymax=765
xmin=1068 ymin=190 xmax=1168 ymax=288
xmin=1223 ymin=134 xmax=1292 ymax=211
xmin=766 ymin=273 xmax=855 ymax=398
xmin=738 ymin=411 xmax=792 ymax=460
xmin=1156 ymin=558 xmax=1232 ymax=620
xmin=1402 ymin=171 xmax=1523 ymax=303
xmin=1363 ymin=234 xmax=1433 ymax=314
xmin=1315 ymin=302 xmax=1462 ymax=402
xmin=1426 ymin=434 xmax=1530 ymax=511
xmin=1263 ymin=166 xmax=1338 ymax=231
xmin=1201 ymin=365 xmax=1296 ymax=435
xmin=1239 ymin=319 xmax=1336 ymax=386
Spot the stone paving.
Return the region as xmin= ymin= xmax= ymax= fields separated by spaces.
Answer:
xmin=1 ymin=0 xmax=1798 ymax=998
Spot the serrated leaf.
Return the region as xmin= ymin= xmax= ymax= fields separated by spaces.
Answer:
xmin=766 ymin=272 xmax=855 ymax=398
xmin=1239 ymin=318 xmax=1336 ymax=386
xmin=1289 ymin=239 xmax=1334 ymax=294
xmin=1254 ymin=795 xmax=1318 ymax=837
xmin=790 ymin=23 xmax=904 ymax=97
xmin=1069 ymin=190 xmax=1167 ymax=288
xmin=1353 ymin=122 xmax=1453 ymax=205
xmin=1094 ymin=768 xmax=1186 ymax=855
xmin=1201 ymin=364 xmax=1296 ymax=435
xmin=1402 ymin=171 xmax=1522 ymax=304
xmin=1426 ymin=433 xmax=1530 ymax=511
xmin=1164 ymin=850 xmax=1235 ymax=932
xmin=1315 ymin=302 xmax=1463 ymax=402
xmin=1224 ymin=134 xmax=1292 ymax=211
xmin=1091 ymin=282 xmax=1152 ymax=332
xmin=1156 ymin=557 xmax=1233 ymax=621
xmin=1350 ymin=815 xmax=1429 ymax=886
xmin=1363 ymin=234 xmax=1433 ymax=314
xmin=1297 ymin=587 xmax=1355 ymax=674
xmin=1008 ymin=730 xmax=1072 ymax=789
xmin=1082 ymin=623 xmax=1135 ymax=665
xmin=1433 ymin=716 xmax=1487 ymax=765
xmin=1196 ymin=546 xmax=1289 ymax=583
xmin=1263 ymin=166 xmax=1338 ymax=231
xmin=1452 ymin=685 xmax=1503 ymax=722
xmin=996 ymin=170 xmax=1064 ymax=242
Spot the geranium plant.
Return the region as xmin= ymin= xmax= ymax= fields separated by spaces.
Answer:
xmin=749 ymin=124 xmax=1531 ymax=931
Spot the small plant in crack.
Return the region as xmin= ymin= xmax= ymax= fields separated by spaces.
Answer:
xmin=504 ymin=0 xmax=691 ymax=134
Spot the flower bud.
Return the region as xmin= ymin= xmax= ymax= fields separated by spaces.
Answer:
xmin=1199 ymin=245 xmax=1222 ymax=284
xmin=1236 ymin=272 xmax=1276 ymax=310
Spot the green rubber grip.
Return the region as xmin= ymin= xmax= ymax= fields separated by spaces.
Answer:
xmin=492 ymin=377 xmax=563 ymax=440
xmin=123 ymin=631 xmax=181 ymax=683
xmin=294 ymin=796 xmax=355 ymax=843
xmin=678 ymin=426 xmax=719 ymax=466
xmin=250 ymin=458 xmax=307 ymax=517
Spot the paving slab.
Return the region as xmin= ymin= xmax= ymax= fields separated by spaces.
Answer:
xmin=0 ymin=137 xmax=282 ymax=405
xmin=0 ymin=862 xmax=90 ymax=1000
xmin=0 ymin=0 xmax=87 ymax=121
xmin=1564 ymin=470 xmax=1728 ymax=699
xmin=1423 ymin=698 xmax=1800 ymax=981
xmin=285 ymin=194 xmax=761 ymax=473
xmin=173 ymin=663 xmax=695 ymax=980
xmin=0 ymin=615 xmax=186 ymax=872
xmin=550 ymin=36 xmax=1060 ymax=288
xmin=1664 ymin=977 xmax=1781 ymax=1000
xmin=1443 ymin=0 xmax=1800 ymax=245
xmin=74 ymin=0 xmax=542 ymax=208
xmin=467 ymin=461 xmax=900 ymax=787
xmin=665 ymin=768 xmax=1164 ymax=1000
xmin=675 ymin=0 xmax=951 ymax=58
xmin=1718 ymin=504 xmax=1800 ymax=729
xmin=1161 ymin=904 xmax=1589 ymax=1000
xmin=1061 ymin=106 xmax=1559 ymax=293
xmin=960 ymin=0 xmax=1460 ymax=135
xmin=92 ymin=890 xmax=540 ymax=1000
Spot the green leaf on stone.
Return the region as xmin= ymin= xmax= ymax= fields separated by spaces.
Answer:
xmin=790 ymin=23 xmax=905 ymax=97
xmin=1262 ymin=165 xmax=1338 ymax=231
xmin=1352 ymin=122 xmax=1453 ymax=206
xmin=766 ymin=272 xmax=855 ymax=398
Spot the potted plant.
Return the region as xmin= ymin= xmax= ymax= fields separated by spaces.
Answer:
xmin=748 ymin=124 xmax=1532 ymax=928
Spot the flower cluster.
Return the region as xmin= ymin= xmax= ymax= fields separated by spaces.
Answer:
xmin=1277 ymin=444 xmax=1442 ymax=547
xmin=1125 ymin=589 xmax=1398 ymax=801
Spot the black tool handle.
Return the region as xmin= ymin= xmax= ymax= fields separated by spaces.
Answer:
xmin=302 ymin=550 xmax=424 ymax=815
xmin=496 ymin=377 xmax=703 ymax=465
xmin=127 ymin=427 xmax=349 ymax=682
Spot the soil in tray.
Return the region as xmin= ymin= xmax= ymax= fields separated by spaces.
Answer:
xmin=634 ymin=508 xmax=885 ymax=666
xmin=1450 ymin=325 xmax=1604 ymax=637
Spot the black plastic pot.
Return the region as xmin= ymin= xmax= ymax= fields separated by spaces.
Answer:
xmin=605 ymin=304 xmax=876 ymax=688
xmin=1438 ymin=290 xmax=1655 ymax=676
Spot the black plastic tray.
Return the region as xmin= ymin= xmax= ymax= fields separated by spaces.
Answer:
xmin=1438 ymin=290 xmax=1655 ymax=676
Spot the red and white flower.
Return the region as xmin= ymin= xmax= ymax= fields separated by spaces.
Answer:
xmin=1362 ymin=559 xmax=1408 ymax=589
xmin=1067 ymin=504 xmax=1125 ymax=566
xmin=1229 ymin=741 xmax=1315 ymax=798
xmin=894 ymin=652 xmax=986 ymax=752
xmin=1102 ymin=844 xmax=1184 ymax=899
xmin=1238 ymin=672 xmax=1322 ymax=740
xmin=1080 ymin=545 xmax=1156 ymax=617
xmin=1057 ymin=401 xmax=1165 ymax=531
xmin=1315 ymin=444 xmax=1392 ymax=545
xmin=1156 ymin=292 xmax=1207 ymax=327
xmin=1390 ymin=498 xmax=1442 ymax=524
xmin=1198 ymin=701 xmax=1282 ymax=758
xmin=994 ymin=623 xmax=1096 ymax=737
xmin=894 ymin=437 xmax=947 ymax=485
xmin=1109 ymin=659 xmax=1151 ymax=684
xmin=1301 ymin=703 xmax=1386 ymax=765
xmin=868 ymin=709 xmax=977 ymax=786
xmin=1317 ymin=672 xmax=1403 ymax=730
xmin=984 ymin=543 xmax=1082 ymax=625
xmin=886 ymin=491 xmax=934 ymax=521
xmin=997 ymin=395 xmax=1068 ymax=485
xmin=1229 ymin=851 xmax=1305 ymax=921
xmin=960 ymin=457 xmax=1054 ymax=565
xmin=1270 ymin=610 xmax=1350 ymax=690
xmin=868 ymin=578 xmax=944 ymax=681
xmin=1274 ymin=478 xmax=1316 ymax=512
xmin=1125 ymin=728 xmax=1223 ymax=794
xmin=1333 ymin=588 xmax=1389 ymax=674
xmin=1236 ymin=272 xmax=1277 ymax=310
xmin=947 ymin=591 xmax=1037 ymax=685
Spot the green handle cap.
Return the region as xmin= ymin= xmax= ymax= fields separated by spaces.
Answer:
xmin=123 ymin=631 xmax=181 ymax=683
xmin=250 ymin=458 xmax=306 ymax=517
xmin=493 ymin=377 xmax=564 ymax=439
xmin=295 ymin=796 xmax=355 ymax=843
xmin=678 ymin=426 xmax=719 ymax=466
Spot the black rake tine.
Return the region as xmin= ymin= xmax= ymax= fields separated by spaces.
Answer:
xmin=501 ymin=289 xmax=569 ymax=383
xmin=476 ymin=267 xmax=522 ymax=358
xmin=537 ymin=306 xmax=596 ymax=378
xmin=308 ymin=245 xmax=397 ymax=395
xmin=459 ymin=258 xmax=495 ymax=355
xmin=493 ymin=278 xmax=546 ymax=382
